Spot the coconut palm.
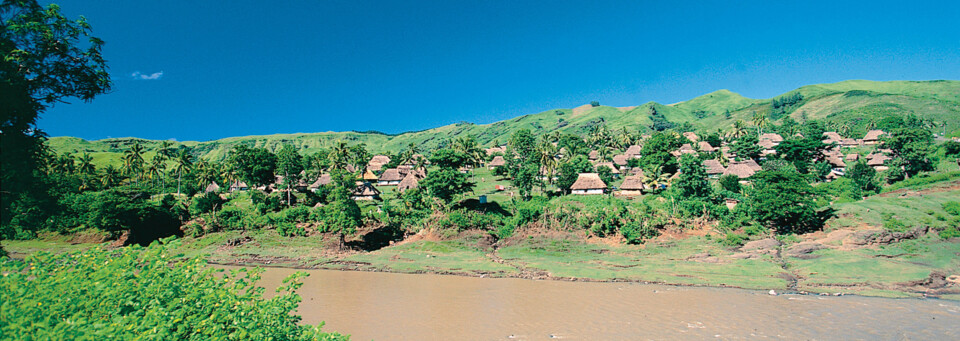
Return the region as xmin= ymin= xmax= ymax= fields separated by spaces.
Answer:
xmin=729 ymin=120 xmax=747 ymax=139
xmin=123 ymin=142 xmax=145 ymax=183
xmin=329 ymin=140 xmax=351 ymax=171
xmin=537 ymin=140 xmax=559 ymax=193
xmin=173 ymin=150 xmax=193 ymax=195
xmin=77 ymin=153 xmax=95 ymax=175
xmin=752 ymin=112 xmax=768 ymax=135
xmin=100 ymin=165 xmax=120 ymax=188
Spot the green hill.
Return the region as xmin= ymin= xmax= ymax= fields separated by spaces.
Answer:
xmin=47 ymin=80 xmax=960 ymax=166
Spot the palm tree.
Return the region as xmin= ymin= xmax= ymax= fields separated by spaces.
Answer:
xmin=195 ymin=160 xmax=218 ymax=188
xmin=641 ymin=164 xmax=669 ymax=193
xmin=77 ymin=153 xmax=95 ymax=175
xmin=729 ymin=120 xmax=747 ymax=139
xmin=615 ymin=128 xmax=632 ymax=149
xmin=123 ymin=142 xmax=145 ymax=184
xmin=752 ymin=112 xmax=768 ymax=135
xmin=100 ymin=165 xmax=120 ymax=188
xmin=537 ymin=140 xmax=559 ymax=193
xmin=149 ymin=154 xmax=167 ymax=190
xmin=329 ymin=140 xmax=351 ymax=171
xmin=173 ymin=150 xmax=193 ymax=195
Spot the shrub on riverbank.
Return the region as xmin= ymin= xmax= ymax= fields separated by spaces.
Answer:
xmin=0 ymin=239 xmax=347 ymax=340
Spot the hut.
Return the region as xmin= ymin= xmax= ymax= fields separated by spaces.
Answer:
xmin=397 ymin=172 xmax=420 ymax=194
xmin=759 ymin=139 xmax=778 ymax=156
xmin=867 ymin=153 xmax=891 ymax=171
xmin=759 ymin=133 xmax=784 ymax=144
xmin=702 ymin=159 xmax=726 ymax=178
xmin=624 ymin=145 xmax=643 ymax=158
xmin=204 ymin=182 xmax=220 ymax=193
xmin=826 ymin=155 xmax=847 ymax=169
xmin=683 ymin=132 xmax=699 ymax=142
xmin=742 ymin=159 xmax=762 ymax=172
xmin=724 ymin=198 xmax=740 ymax=210
xmin=361 ymin=169 xmax=378 ymax=182
xmin=570 ymin=173 xmax=607 ymax=195
xmin=845 ymin=153 xmax=860 ymax=162
xmin=619 ymin=174 xmax=646 ymax=196
xmin=488 ymin=156 xmax=506 ymax=169
xmin=378 ymin=168 xmax=404 ymax=186
xmin=351 ymin=181 xmax=381 ymax=201
xmin=863 ymin=130 xmax=886 ymax=145
xmin=595 ymin=162 xmax=620 ymax=176
xmin=840 ymin=138 xmax=858 ymax=147
xmin=229 ymin=181 xmax=249 ymax=192
xmin=369 ymin=155 xmax=391 ymax=165
xmin=308 ymin=174 xmax=332 ymax=192
xmin=697 ymin=141 xmax=716 ymax=152
xmin=822 ymin=132 xmax=842 ymax=144
xmin=588 ymin=150 xmax=599 ymax=161
xmin=612 ymin=154 xmax=629 ymax=167
xmin=722 ymin=162 xmax=756 ymax=179
xmin=485 ymin=146 xmax=506 ymax=156
xmin=677 ymin=144 xmax=696 ymax=155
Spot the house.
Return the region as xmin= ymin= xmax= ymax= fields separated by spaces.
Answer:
xmin=351 ymin=181 xmax=381 ymax=201
xmin=703 ymin=159 xmax=726 ymax=178
xmin=759 ymin=133 xmax=784 ymax=144
xmin=624 ymin=145 xmax=643 ymax=158
xmin=697 ymin=141 xmax=716 ymax=152
xmin=863 ymin=130 xmax=886 ymax=145
xmin=485 ymin=146 xmax=506 ymax=156
xmin=229 ymin=181 xmax=249 ymax=192
xmin=822 ymin=132 xmax=842 ymax=144
xmin=840 ymin=138 xmax=859 ymax=147
xmin=867 ymin=153 xmax=891 ymax=171
xmin=845 ymin=153 xmax=860 ymax=162
xmin=742 ymin=159 xmax=762 ymax=172
xmin=397 ymin=172 xmax=420 ymax=194
xmin=759 ymin=139 xmax=778 ymax=156
xmin=308 ymin=174 xmax=331 ymax=192
xmin=677 ymin=143 xmax=697 ymax=154
xmin=612 ymin=154 xmax=629 ymax=167
xmin=826 ymin=155 xmax=847 ymax=169
xmin=361 ymin=169 xmax=379 ymax=182
xmin=722 ymin=162 xmax=756 ymax=179
xmin=369 ymin=155 xmax=391 ymax=165
xmin=683 ymin=132 xmax=699 ymax=142
xmin=205 ymin=182 xmax=220 ymax=193
xmin=570 ymin=173 xmax=607 ymax=195
xmin=594 ymin=162 xmax=620 ymax=177
xmin=378 ymin=168 xmax=404 ymax=186
xmin=619 ymin=174 xmax=646 ymax=196
xmin=724 ymin=198 xmax=739 ymax=210
xmin=488 ymin=156 xmax=506 ymax=169
xmin=588 ymin=150 xmax=599 ymax=160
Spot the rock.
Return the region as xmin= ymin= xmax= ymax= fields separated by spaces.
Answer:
xmin=768 ymin=290 xmax=777 ymax=296
xmin=740 ymin=238 xmax=781 ymax=252
xmin=730 ymin=253 xmax=759 ymax=260
xmin=847 ymin=226 xmax=931 ymax=247
xmin=785 ymin=242 xmax=827 ymax=259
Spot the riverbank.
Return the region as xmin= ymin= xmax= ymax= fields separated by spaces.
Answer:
xmin=6 ymin=225 xmax=959 ymax=300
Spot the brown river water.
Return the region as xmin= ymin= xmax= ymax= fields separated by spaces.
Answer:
xmin=241 ymin=266 xmax=960 ymax=340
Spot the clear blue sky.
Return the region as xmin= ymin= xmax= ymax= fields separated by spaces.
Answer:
xmin=40 ymin=0 xmax=960 ymax=142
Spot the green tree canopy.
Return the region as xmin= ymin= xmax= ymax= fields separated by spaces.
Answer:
xmin=227 ymin=145 xmax=277 ymax=187
xmin=748 ymin=170 xmax=822 ymax=234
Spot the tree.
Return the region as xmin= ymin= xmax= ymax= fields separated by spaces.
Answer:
xmin=122 ymin=142 xmax=146 ymax=183
xmin=596 ymin=165 xmax=614 ymax=188
xmin=883 ymin=127 xmax=935 ymax=178
xmin=674 ymin=154 xmax=711 ymax=199
xmin=556 ymin=155 xmax=592 ymax=194
xmin=638 ymin=132 xmax=682 ymax=175
xmin=276 ymin=144 xmax=303 ymax=206
xmin=718 ymin=174 xmax=741 ymax=193
xmin=509 ymin=129 xmax=537 ymax=164
xmin=752 ymin=112 xmax=769 ymax=134
xmin=748 ymin=170 xmax=821 ymax=234
xmin=728 ymin=120 xmax=748 ymax=139
xmin=227 ymin=145 xmax=277 ymax=188
xmin=846 ymin=160 xmax=878 ymax=194
xmin=512 ymin=164 xmax=538 ymax=199
xmin=328 ymin=140 xmax=350 ymax=171
xmin=730 ymin=134 xmax=762 ymax=161
xmin=420 ymin=169 xmax=474 ymax=204
xmin=1 ymin=1 xmax=112 ymax=229
xmin=775 ymin=137 xmax=831 ymax=173
xmin=173 ymin=150 xmax=193 ymax=195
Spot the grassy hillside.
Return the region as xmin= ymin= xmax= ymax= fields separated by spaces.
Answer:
xmin=47 ymin=79 xmax=960 ymax=165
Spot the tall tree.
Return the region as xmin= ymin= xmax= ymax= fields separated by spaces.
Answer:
xmin=276 ymin=144 xmax=304 ymax=205
xmin=674 ymin=154 xmax=711 ymax=199
xmin=173 ymin=150 xmax=193 ymax=195
xmin=227 ymin=145 xmax=276 ymax=188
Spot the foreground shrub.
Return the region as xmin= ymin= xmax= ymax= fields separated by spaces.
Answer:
xmin=0 ymin=240 xmax=346 ymax=340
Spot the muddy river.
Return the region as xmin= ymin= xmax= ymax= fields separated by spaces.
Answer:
xmin=243 ymin=266 xmax=959 ymax=340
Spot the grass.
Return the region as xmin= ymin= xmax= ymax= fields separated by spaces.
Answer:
xmin=342 ymin=240 xmax=518 ymax=274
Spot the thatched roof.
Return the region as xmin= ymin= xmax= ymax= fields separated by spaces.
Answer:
xmin=697 ymin=141 xmax=716 ymax=152
xmin=612 ymin=154 xmax=629 ymax=166
xmin=489 ymin=155 xmax=506 ymax=167
xmin=309 ymin=174 xmax=332 ymax=189
xmin=588 ymin=150 xmax=599 ymax=160
xmin=379 ymin=168 xmax=404 ymax=182
xmin=845 ymin=153 xmax=860 ymax=161
xmin=352 ymin=181 xmax=380 ymax=197
xmin=485 ymin=146 xmax=506 ymax=155
xmin=344 ymin=164 xmax=356 ymax=173
xmin=864 ymin=129 xmax=886 ymax=141
xmin=397 ymin=172 xmax=419 ymax=193
xmin=620 ymin=174 xmax=645 ymax=190
xmin=826 ymin=156 xmax=846 ymax=168
xmin=683 ymin=132 xmax=699 ymax=142
xmin=229 ymin=181 xmax=248 ymax=189
xmin=703 ymin=159 xmax=726 ymax=174
xmin=678 ymin=143 xmax=696 ymax=153
xmin=570 ymin=173 xmax=607 ymax=190
xmin=742 ymin=159 xmax=762 ymax=171
xmin=867 ymin=154 xmax=891 ymax=166
xmin=624 ymin=145 xmax=642 ymax=156
xmin=722 ymin=162 xmax=756 ymax=179
xmin=822 ymin=131 xmax=842 ymax=142
xmin=759 ymin=133 xmax=784 ymax=143
xmin=366 ymin=162 xmax=385 ymax=172
xmin=758 ymin=139 xmax=777 ymax=149
xmin=369 ymin=155 xmax=391 ymax=165
xmin=205 ymin=182 xmax=220 ymax=193
xmin=595 ymin=162 xmax=620 ymax=174
xmin=361 ymin=169 xmax=378 ymax=181
xmin=840 ymin=138 xmax=858 ymax=146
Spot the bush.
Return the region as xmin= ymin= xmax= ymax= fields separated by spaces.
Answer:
xmin=276 ymin=221 xmax=308 ymax=237
xmin=184 ymin=221 xmax=204 ymax=238
xmin=0 ymin=241 xmax=345 ymax=339
xmin=719 ymin=174 xmax=741 ymax=193
xmin=189 ymin=192 xmax=223 ymax=216
xmin=942 ymin=201 xmax=960 ymax=216
xmin=216 ymin=207 xmax=245 ymax=230
xmin=720 ymin=232 xmax=747 ymax=247
xmin=939 ymin=226 xmax=960 ymax=240
xmin=620 ymin=220 xmax=658 ymax=244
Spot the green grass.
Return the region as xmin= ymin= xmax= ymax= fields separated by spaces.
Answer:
xmin=342 ymin=240 xmax=518 ymax=274
xmin=829 ymin=175 xmax=960 ymax=230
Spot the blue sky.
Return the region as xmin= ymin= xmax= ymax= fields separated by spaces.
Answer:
xmin=41 ymin=0 xmax=960 ymax=141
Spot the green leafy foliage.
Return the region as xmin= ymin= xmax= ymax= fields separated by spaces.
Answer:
xmin=0 ymin=240 xmax=346 ymax=340
xmin=748 ymin=170 xmax=822 ymax=234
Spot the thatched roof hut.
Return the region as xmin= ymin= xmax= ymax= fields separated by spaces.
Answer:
xmin=488 ymin=155 xmax=506 ymax=168
xmin=722 ymin=162 xmax=756 ymax=179
xmin=697 ymin=141 xmax=716 ymax=152
xmin=361 ymin=169 xmax=378 ymax=181
xmin=378 ymin=168 xmax=404 ymax=185
xmin=570 ymin=173 xmax=607 ymax=194
xmin=624 ymin=145 xmax=642 ymax=157
xmin=683 ymin=132 xmax=699 ymax=142
xmin=595 ymin=162 xmax=620 ymax=174
xmin=397 ymin=172 xmax=420 ymax=193
xmin=205 ymin=182 xmax=220 ymax=193
xmin=619 ymin=174 xmax=646 ymax=193
xmin=863 ymin=130 xmax=886 ymax=144
xmin=742 ymin=159 xmax=762 ymax=172
xmin=351 ymin=181 xmax=380 ymax=200
xmin=759 ymin=133 xmax=784 ymax=143
xmin=703 ymin=159 xmax=726 ymax=175
xmin=369 ymin=155 xmax=391 ymax=165
xmin=308 ymin=174 xmax=332 ymax=190
xmin=612 ymin=154 xmax=629 ymax=166
xmin=845 ymin=153 xmax=860 ymax=161
xmin=867 ymin=154 xmax=891 ymax=166
xmin=229 ymin=181 xmax=249 ymax=191
xmin=822 ymin=131 xmax=842 ymax=143
xmin=588 ymin=150 xmax=599 ymax=160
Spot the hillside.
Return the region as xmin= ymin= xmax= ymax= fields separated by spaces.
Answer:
xmin=47 ymin=79 xmax=960 ymax=166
